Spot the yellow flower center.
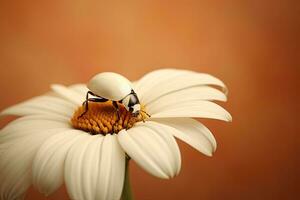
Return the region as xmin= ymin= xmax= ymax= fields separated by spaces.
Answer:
xmin=71 ymin=102 xmax=148 ymax=135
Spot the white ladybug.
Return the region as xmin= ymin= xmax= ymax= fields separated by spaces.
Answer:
xmin=80 ymin=72 xmax=147 ymax=119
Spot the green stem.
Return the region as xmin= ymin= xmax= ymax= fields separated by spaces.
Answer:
xmin=121 ymin=158 xmax=134 ymax=200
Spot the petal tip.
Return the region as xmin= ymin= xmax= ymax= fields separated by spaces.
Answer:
xmin=227 ymin=115 xmax=233 ymax=122
xmin=207 ymin=152 xmax=213 ymax=157
xmin=224 ymin=112 xmax=232 ymax=122
xmin=174 ymin=170 xmax=181 ymax=178
xmin=202 ymin=149 xmax=214 ymax=157
xmin=0 ymin=110 xmax=7 ymax=117
xmin=50 ymin=83 xmax=61 ymax=88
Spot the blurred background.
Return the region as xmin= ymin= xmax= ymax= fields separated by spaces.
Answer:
xmin=0 ymin=0 xmax=299 ymax=199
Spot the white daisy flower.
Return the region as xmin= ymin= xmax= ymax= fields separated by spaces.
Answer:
xmin=0 ymin=68 xmax=231 ymax=200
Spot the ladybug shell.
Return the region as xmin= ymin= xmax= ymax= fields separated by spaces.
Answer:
xmin=87 ymin=72 xmax=133 ymax=101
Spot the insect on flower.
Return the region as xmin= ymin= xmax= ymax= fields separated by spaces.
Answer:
xmin=80 ymin=72 xmax=150 ymax=121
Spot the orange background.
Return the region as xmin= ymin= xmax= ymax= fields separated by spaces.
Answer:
xmin=0 ymin=1 xmax=299 ymax=199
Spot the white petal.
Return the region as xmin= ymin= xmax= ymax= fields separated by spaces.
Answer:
xmin=64 ymin=135 xmax=93 ymax=200
xmin=81 ymin=136 xmax=104 ymax=200
xmin=0 ymin=128 xmax=68 ymax=200
xmin=146 ymin=86 xmax=227 ymax=114
xmin=32 ymin=130 xmax=86 ymax=196
xmin=150 ymin=100 xmax=232 ymax=122
xmin=1 ymin=114 xmax=70 ymax=134
xmin=134 ymin=68 xmax=227 ymax=105
xmin=68 ymin=84 xmax=88 ymax=98
xmin=51 ymin=84 xmax=83 ymax=105
xmin=0 ymin=96 xmax=75 ymax=118
xmin=151 ymin=118 xmax=216 ymax=156
xmin=0 ymin=115 xmax=71 ymax=146
xmin=65 ymin=134 xmax=125 ymax=200
xmin=118 ymin=122 xmax=181 ymax=179
xmin=134 ymin=69 xmax=188 ymax=100
xmin=6 ymin=113 xmax=69 ymax=124
xmin=95 ymin=134 xmax=125 ymax=200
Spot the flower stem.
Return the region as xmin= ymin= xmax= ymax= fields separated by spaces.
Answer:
xmin=121 ymin=158 xmax=134 ymax=200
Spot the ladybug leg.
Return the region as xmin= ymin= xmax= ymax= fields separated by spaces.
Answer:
xmin=79 ymin=91 xmax=108 ymax=118
xmin=112 ymin=101 xmax=121 ymax=121
xmin=79 ymin=91 xmax=92 ymax=118
xmin=88 ymin=98 xmax=108 ymax=103
xmin=140 ymin=110 xmax=151 ymax=119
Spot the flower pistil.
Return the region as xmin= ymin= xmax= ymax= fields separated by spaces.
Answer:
xmin=71 ymin=102 xmax=147 ymax=135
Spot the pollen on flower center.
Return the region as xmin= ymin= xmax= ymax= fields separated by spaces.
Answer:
xmin=71 ymin=102 xmax=147 ymax=135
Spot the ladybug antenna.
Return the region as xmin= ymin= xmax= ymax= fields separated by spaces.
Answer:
xmin=140 ymin=110 xmax=151 ymax=118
